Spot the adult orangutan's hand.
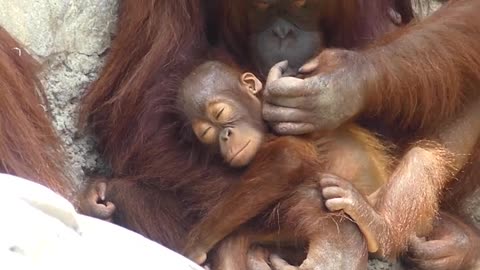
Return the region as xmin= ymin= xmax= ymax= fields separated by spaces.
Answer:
xmin=262 ymin=49 xmax=372 ymax=135
xmin=403 ymin=213 xmax=480 ymax=270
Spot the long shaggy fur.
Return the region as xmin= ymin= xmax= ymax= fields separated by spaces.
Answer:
xmin=365 ymin=0 xmax=480 ymax=130
xmin=0 ymin=27 xmax=72 ymax=199
xmin=80 ymin=0 xmax=480 ymax=262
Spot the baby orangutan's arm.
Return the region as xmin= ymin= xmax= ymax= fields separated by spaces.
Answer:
xmin=313 ymin=124 xmax=393 ymax=253
xmin=183 ymin=136 xmax=319 ymax=264
xmin=320 ymin=98 xmax=480 ymax=257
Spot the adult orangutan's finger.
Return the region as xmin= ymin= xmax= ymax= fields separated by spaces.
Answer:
xmin=264 ymin=77 xmax=307 ymax=99
xmin=298 ymin=57 xmax=320 ymax=74
xmin=405 ymin=256 xmax=460 ymax=270
xmin=266 ymin=60 xmax=289 ymax=85
xmin=264 ymin=94 xmax=316 ymax=109
xmin=407 ymin=238 xmax=456 ymax=260
xmin=95 ymin=181 xmax=107 ymax=201
xmin=262 ymin=103 xmax=310 ymax=122
xmin=270 ymin=122 xmax=315 ymax=135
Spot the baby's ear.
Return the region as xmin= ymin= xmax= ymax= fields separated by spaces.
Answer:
xmin=240 ymin=72 xmax=263 ymax=95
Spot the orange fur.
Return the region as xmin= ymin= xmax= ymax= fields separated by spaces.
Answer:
xmin=183 ymin=126 xmax=391 ymax=269
xmin=364 ymin=1 xmax=480 ymax=130
xmin=79 ymin=0 xmax=480 ymax=268
xmin=0 ymin=27 xmax=72 ymax=199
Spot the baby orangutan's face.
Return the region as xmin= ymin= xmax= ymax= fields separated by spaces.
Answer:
xmin=191 ymin=73 xmax=266 ymax=167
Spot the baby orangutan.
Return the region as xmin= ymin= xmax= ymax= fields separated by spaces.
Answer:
xmin=179 ymin=61 xmax=394 ymax=269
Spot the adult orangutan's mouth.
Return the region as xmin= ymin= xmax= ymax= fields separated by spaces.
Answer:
xmin=229 ymin=140 xmax=251 ymax=164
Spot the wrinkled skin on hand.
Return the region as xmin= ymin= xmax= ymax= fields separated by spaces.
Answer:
xmin=262 ymin=49 xmax=372 ymax=135
xmin=78 ymin=179 xmax=116 ymax=222
xmin=403 ymin=213 xmax=480 ymax=270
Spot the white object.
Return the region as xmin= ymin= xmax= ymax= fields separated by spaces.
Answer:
xmin=0 ymin=173 xmax=203 ymax=270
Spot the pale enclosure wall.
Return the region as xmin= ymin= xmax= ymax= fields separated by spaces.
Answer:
xmin=0 ymin=0 xmax=117 ymax=190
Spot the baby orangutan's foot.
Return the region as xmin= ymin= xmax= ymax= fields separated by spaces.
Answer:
xmin=319 ymin=174 xmax=367 ymax=213
xmin=319 ymin=174 xmax=380 ymax=253
xmin=78 ymin=179 xmax=116 ymax=222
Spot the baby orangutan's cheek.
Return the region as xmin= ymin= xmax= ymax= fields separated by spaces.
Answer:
xmin=219 ymin=123 xmax=265 ymax=167
xmin=220 ymin=136 xmax=263 ymax=167
xmin=228 ymin=140 xmax=261 ymax=167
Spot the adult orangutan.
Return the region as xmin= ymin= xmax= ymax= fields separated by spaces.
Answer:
xmin=80 ymin=0 xmax=480 ymax=269
xmin=0 ymin=27 xmax=72 ymax=200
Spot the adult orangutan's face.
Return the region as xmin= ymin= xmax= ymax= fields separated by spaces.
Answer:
xmin=248 ymin=0 xmax=324 ymax=76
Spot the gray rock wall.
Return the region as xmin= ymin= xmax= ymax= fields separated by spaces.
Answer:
xmin=0 ymin=0 xmax=118 ymax=189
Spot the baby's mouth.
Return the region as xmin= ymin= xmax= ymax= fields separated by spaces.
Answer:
xmin=229 ymin=140 xmax=251 ymax=164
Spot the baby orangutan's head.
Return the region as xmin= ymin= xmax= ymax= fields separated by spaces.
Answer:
xmin=178 ymin=61 xmax=266 ymax=167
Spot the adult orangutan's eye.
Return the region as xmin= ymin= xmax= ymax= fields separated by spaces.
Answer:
xmin=254 ymin=0 xmax=271 ymax=10
xmin=292 ymin=0 xmax=306 ymax=8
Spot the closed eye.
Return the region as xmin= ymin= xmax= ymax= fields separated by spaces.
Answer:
xmin=254 ymin=1 xmax=270 ymax=10
xmin=201 ymin=127 xmax=212 ymax=137
xmin=292 ymin=0 xmax=306 ymax=8
xmin=216 ymin=107 xmax=225 ymax=120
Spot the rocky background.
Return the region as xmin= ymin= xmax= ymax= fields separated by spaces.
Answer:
xmin=0 ymin=1 xmax=474 ymax=269
xmin=0 ymin=0 xmax=117 ymax=191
